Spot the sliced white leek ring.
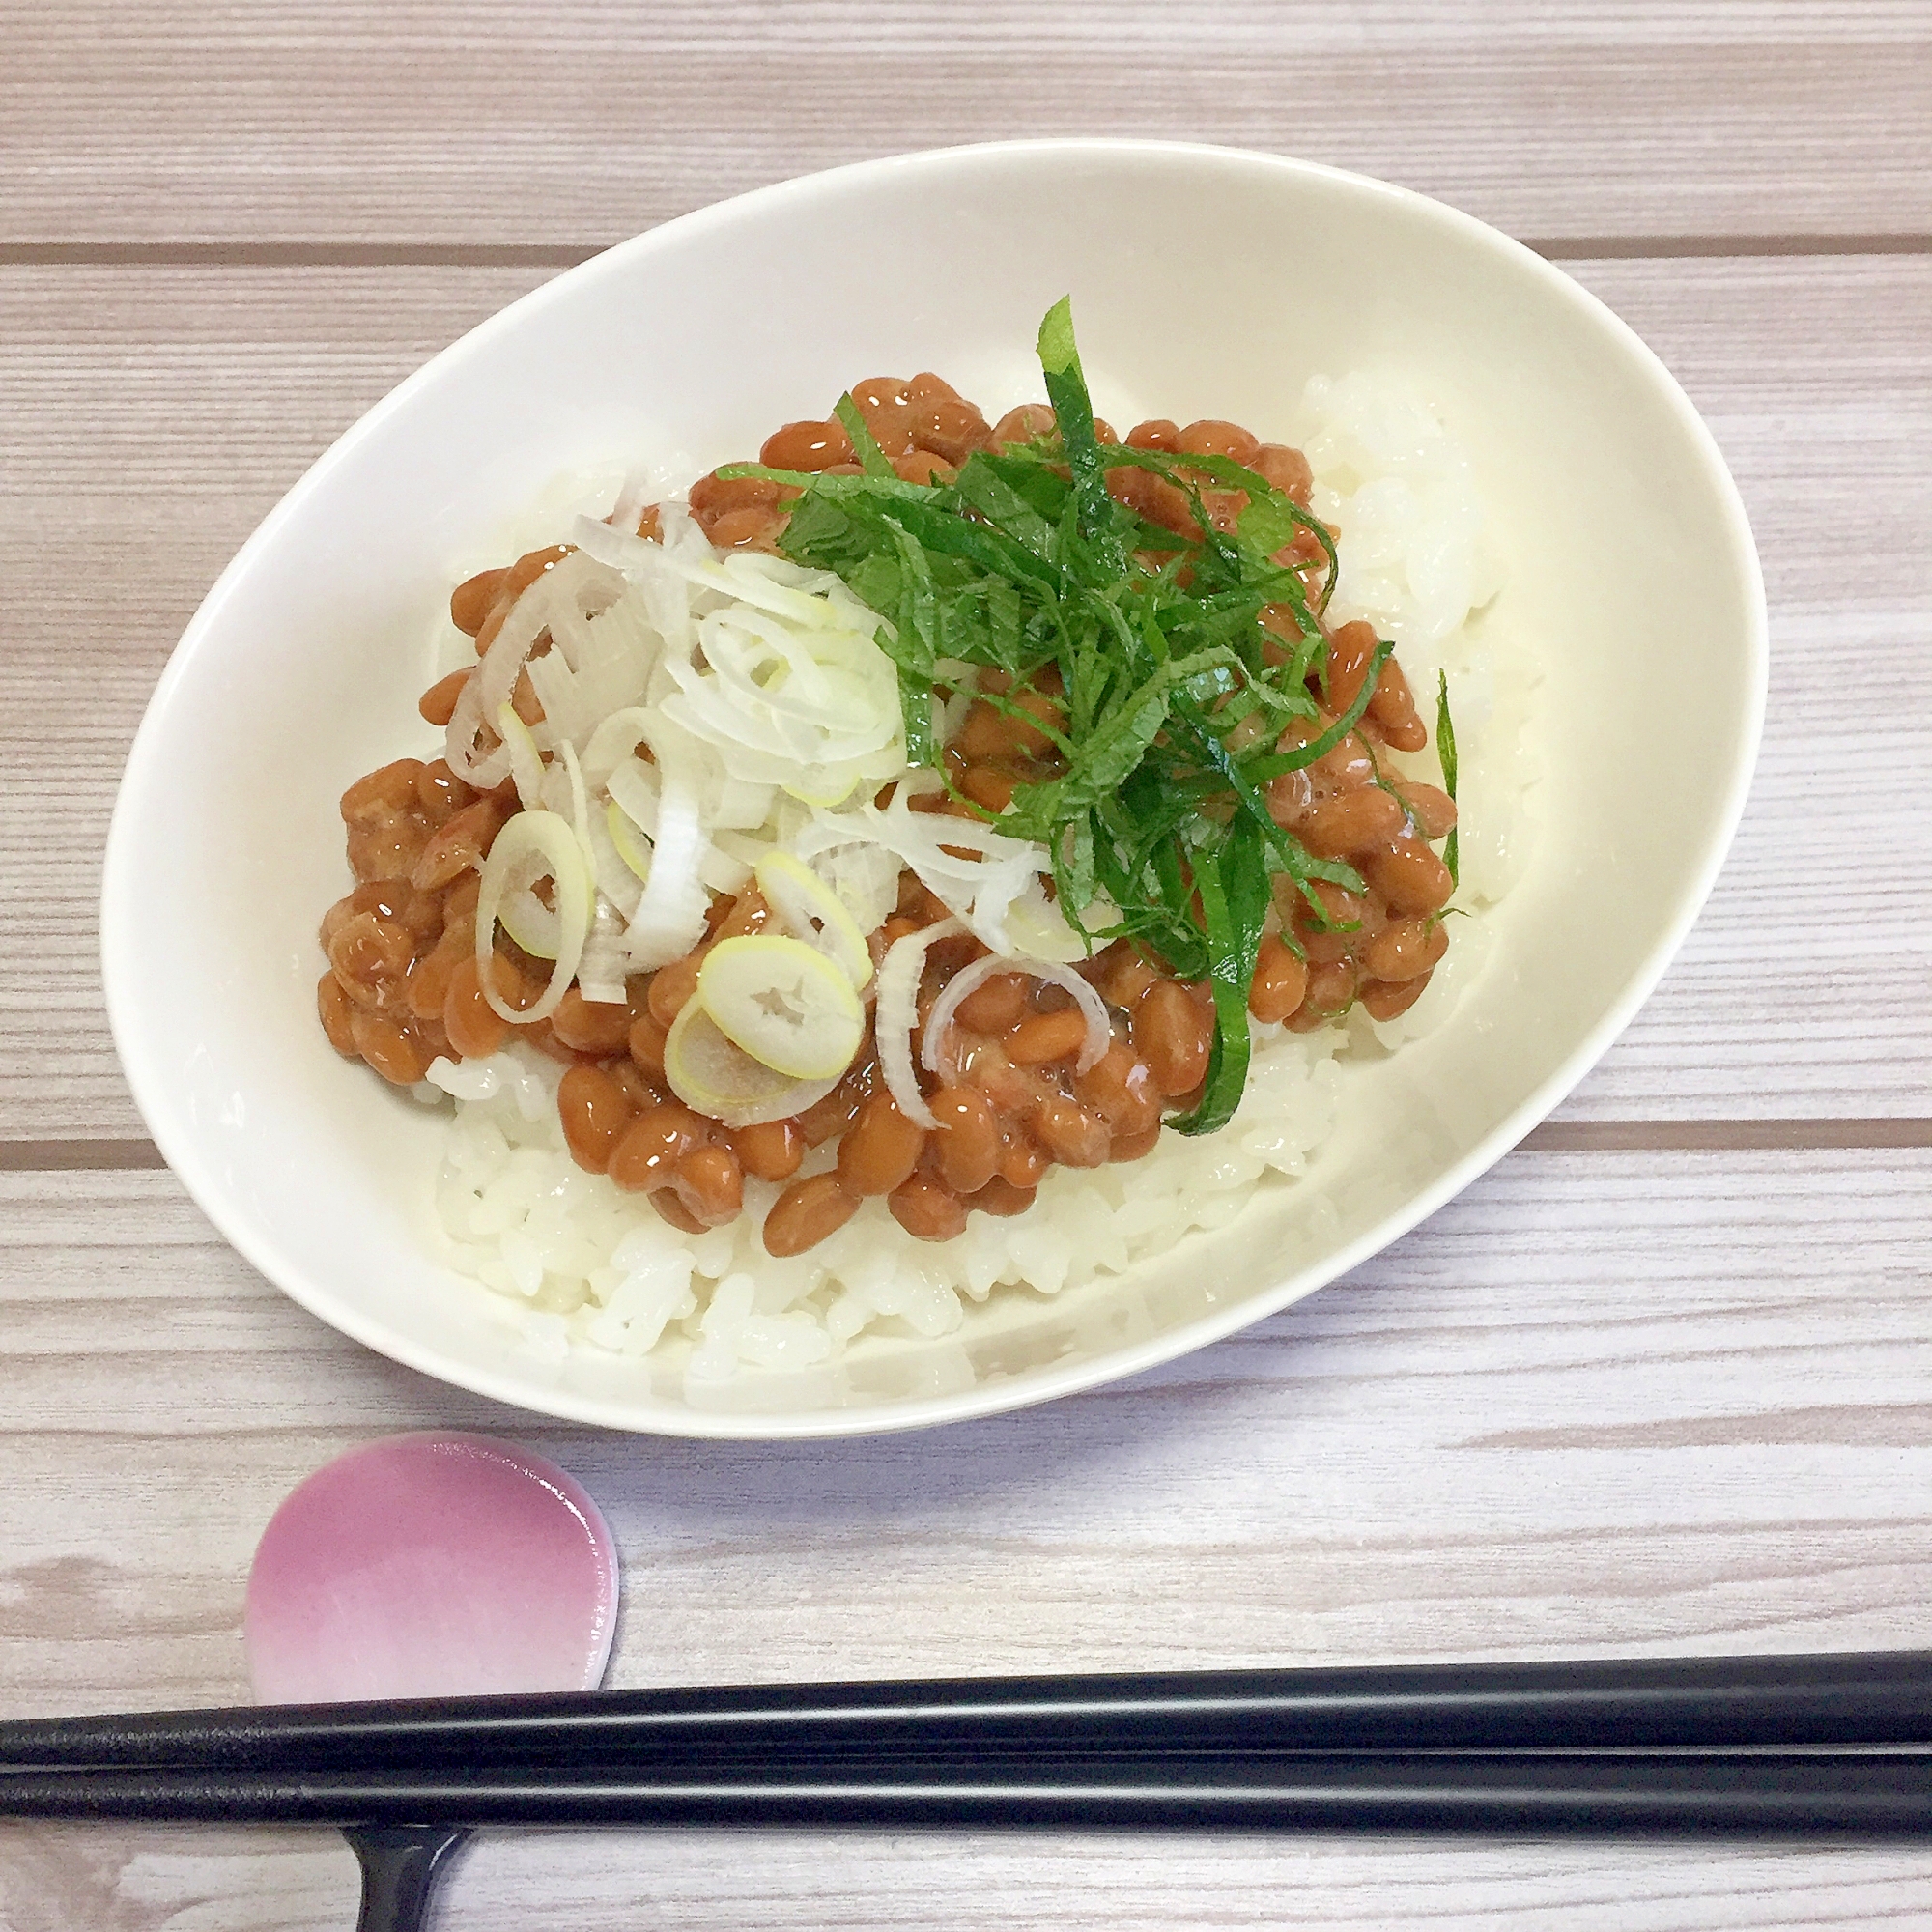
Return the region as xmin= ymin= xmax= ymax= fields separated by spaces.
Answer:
xmin=580 ymin=705 xmax=656 ymax=789
xmin=498 ymin=884 xmax=562 ymax=961
xmin=997 ymin=882 xmax=1101 ymax=964
xmin=696 ymin=934 xmax=865 ymax=1080
xmin=607 ymin=799 xmax=652 ymax=884
xmin=663 ymin=1000 xmax=840 ymax=1128
xmin=474 ymin=809 xmax=592 ymax=1025
xmin=496 ymin=701 xmax=547 ymax=812
xmin=494 ymin=816 xmax=594 ymax=962
xmin=872 ymin=917 xmax=960 ymax=1130
xmin=556 ymin=738 xmax=593 ymax=868
xmin=781 ymin=762 xmax=864 ymax=809
xmin=753 ymin=849 xmax=872 ymax=991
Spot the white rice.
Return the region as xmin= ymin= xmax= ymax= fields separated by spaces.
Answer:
xmin=417 ymin=372 xmax=1538 ymax=1379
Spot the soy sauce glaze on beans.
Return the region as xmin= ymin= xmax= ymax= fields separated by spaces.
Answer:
xmin=318 ymin=381 xmax=1458 ymax=1257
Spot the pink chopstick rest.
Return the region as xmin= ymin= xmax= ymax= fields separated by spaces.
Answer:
xmin=245 ymin=1433 xmax=619 ymax=1704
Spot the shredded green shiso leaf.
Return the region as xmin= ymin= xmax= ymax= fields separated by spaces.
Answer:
xmin=722 ymin=298 xmax=1416 ymax=1137
xmin=1435 ymin=670 xmax=1460 ymax=891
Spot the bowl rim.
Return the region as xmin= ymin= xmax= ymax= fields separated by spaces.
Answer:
xmin=99 ymin=137 xmax=1770 ymax=1438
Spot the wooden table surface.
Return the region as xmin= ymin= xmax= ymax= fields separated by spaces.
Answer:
xmin=4 ymin=4 xmax=1930 ymax=1925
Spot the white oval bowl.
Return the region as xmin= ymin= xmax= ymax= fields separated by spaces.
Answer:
xmin=101 ymin=141 xmax=1766 ymax=1437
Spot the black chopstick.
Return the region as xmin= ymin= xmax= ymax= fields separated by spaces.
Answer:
xmin=5 ymin=1652 xmax=1930 ymax=1774
xmin=4 ymin=1750 xmax=1930 ymax=1835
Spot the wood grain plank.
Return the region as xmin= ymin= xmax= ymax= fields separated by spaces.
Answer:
xmin=7 ymin=1118 xmax=1932 ymax=1178
xmin=5 ymin=1824 xmax=1932 ymax=1932
xmin=1 ymin=1148 xmax=1929 ymax=1920
xmin=2 ymin=1151 xmax=1927 ymax=1711
xmin=1 ymin=1 xmax=1928 ymax=246
xmin=3 ymin=254 xmax=1927 ymax=1135
xmin=1552 ymin=254 xmax=1932 ymax=1122
xmin=0 ymin=265 xmax=551 ymax=1141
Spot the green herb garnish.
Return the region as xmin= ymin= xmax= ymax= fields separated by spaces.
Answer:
xmin=1435 ymin=670 xmax=1460 ymax=890
xmin=722 ymin=299 xmax=1361 ymax=1137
